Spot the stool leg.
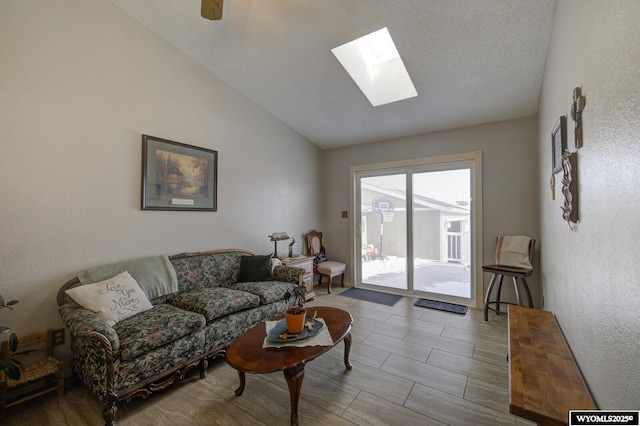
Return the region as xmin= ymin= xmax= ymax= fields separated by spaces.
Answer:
xmin=520 ymin=278 xmax=534 ymax=308
xmin=484 ymin=274 xmax=498 ymax=321
xmin=495 ymin=275 xmax=504 ymax=314
xmin=512 ymin=277 xmax=521 ymax=306
xmin=57 ymin=370 xmax=65 ymax=397
xmin=0 ymin=381 xmax=6 ymax=421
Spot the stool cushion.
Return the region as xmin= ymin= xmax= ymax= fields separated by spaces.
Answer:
xmin=3 ymin=356 xmax=62 ymax=389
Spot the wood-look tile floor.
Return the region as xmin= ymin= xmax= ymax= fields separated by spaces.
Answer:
xmin=3 ymin=287 xmax=536 ymax=425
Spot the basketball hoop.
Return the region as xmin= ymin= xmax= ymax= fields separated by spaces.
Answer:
xmin=370 ymin=197 xmax=395 ymax=260
xmin=382 ymin=210 xmax=395 ymax=223
xmin=372 ymin=197 xmax=395 ymax=223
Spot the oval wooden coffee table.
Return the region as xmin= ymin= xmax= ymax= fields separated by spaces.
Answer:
xmin=225 ymin=306 xmax=353 ymax=426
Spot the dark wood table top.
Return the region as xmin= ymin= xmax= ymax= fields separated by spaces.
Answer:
xmin=508 ymin=305 xmax=596 ymax=425
xmin=226 ymin=306 xmax=353 ymax=374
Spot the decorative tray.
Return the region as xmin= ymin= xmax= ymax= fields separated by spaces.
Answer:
xmin=266 ymin=317 xmax=324 ymax=343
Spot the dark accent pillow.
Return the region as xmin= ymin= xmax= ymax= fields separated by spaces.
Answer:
xmin=314 ymin=252 xmax=327 ymax=264
xmin=237 ymin=255 xmax=274 ymax=282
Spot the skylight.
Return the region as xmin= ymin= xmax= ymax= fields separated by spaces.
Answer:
xmin=331 ymin=27 xmax=418 ymax=107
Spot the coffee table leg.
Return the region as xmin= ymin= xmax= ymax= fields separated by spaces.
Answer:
xmin=283 ymin=363 xmax=305 ymax=426
xmin=343 ymin=332 xmax=353 ymax=370
xmin=235 ymin=371 xmax=246 ymax=396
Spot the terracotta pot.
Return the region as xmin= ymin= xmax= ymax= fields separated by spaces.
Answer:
xmin=285 ymin=307 xmax=307 ymax=334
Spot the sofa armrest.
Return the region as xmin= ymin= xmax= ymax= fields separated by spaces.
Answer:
xmin=59 ymin=303 xmax=120 ymax=352
xmin=273 ymin=265 xmax=304 ymax=285
xmin=59 ymin=303 xmax=121 ymax=403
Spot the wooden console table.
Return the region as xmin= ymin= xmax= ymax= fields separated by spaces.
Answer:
xmin=508 ymin=305 xmax=596 ymax=425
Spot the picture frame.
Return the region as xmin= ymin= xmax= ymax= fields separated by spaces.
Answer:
xmin=551 ymin=116 xmax=567 ymax=174
xmin=141 ymin=135 xmax=217 ymax=211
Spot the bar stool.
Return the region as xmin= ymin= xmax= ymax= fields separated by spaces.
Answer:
xmin=483 ymin=237 xmax=535 ymax=321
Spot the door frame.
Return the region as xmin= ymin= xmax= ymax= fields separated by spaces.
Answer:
xmin=349 ymin=151 xmax=483 ymax=308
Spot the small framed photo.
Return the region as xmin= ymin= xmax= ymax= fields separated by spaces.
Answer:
xmin=141 ymin=135 xmax=217 ymax=211
xmin=551 ymin=116 xmax=567 ymax=174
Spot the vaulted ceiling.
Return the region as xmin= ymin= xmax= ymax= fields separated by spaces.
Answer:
xmin=109 ymin=0 xmax=556 ymax=149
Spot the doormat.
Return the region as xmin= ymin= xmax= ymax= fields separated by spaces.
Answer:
xmin=413 ymin=298 xmax=468 ymax=314
xmin=340 ymin=288 xmax=403 ymax=307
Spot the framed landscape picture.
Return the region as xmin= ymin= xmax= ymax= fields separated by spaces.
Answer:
xmin=141 ymin=135 xmax=217 ymax=211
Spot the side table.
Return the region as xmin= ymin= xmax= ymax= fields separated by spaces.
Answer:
xmin=281 ymin=256 xmax=315 ymax=301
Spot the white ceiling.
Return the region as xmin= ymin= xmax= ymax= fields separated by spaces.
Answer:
xmin=109 ymin=0 xmax=556 ymax=150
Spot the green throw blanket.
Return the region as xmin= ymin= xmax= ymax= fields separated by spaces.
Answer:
xmin=77 ymin=255 xmax=178 ymax=300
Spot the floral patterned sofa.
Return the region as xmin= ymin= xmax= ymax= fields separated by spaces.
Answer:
xmin=56 ymin=249 xmax=301 ymax=426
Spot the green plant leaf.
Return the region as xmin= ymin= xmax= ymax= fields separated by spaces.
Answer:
xmin=0 ymin=362 xmax=21 ymax=380
xmin=9 ymin=333 xmax=18 ymax=352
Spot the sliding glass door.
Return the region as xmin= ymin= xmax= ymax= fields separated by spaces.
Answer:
xmin=412 ymin=169 xmax=471 ymax=298
xmin=352 ymin=153 xmax=482 ymax=306
xmin=359 ymin=173 xmax=408 ymax=290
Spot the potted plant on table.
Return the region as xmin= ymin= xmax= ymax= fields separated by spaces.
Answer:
xmin=283 ymin=282 xmax=307 ymax=334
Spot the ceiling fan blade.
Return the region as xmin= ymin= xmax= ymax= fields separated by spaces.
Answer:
xmin=201 ymin=0 xmax=223 ymax=20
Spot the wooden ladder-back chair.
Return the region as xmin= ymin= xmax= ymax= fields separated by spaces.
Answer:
xmin=0 ymin=330 xmax=64 ymax=420
xmin=482 ymin=236 xmax=535 ymax=321
xmin=306 ymin=230 xmax=346 ymax=294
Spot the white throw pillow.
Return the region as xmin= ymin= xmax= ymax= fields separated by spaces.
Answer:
xmin=271 ymin=257 xmax=282 ymax=271
xmin=495 ymin=236 xmax=533 ymax=269
xmin=65 ymin=271 xmax=153 ymax=326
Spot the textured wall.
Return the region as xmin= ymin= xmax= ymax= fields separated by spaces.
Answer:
xmin=538 ymin=0 xmax=640 ymax=409
xmin=0 ymin=0 xmax=321 ymax=363
xmin=323 ymin=116 xmax=540 ymax=307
